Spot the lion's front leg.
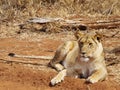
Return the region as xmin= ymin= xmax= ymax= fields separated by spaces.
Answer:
xmin=87 ymin=68 xmax=107 ymax=83
xmin=50 ymin=69 xmax=67 ymax=86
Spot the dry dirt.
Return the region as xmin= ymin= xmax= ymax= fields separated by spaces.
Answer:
xmin=0 ymin=22 xmax=120 ymax=90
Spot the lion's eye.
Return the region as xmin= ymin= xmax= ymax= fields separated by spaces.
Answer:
xmin=79 ymin=42 xmax=83 ymax=47
xmin=89 ymin=43 xmax=92 ymax=45
xmin=80 ymin=42 xmax=83 ymax=45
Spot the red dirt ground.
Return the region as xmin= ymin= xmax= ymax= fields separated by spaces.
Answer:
xmin=0 ymin=31 xmax=119 ymax=90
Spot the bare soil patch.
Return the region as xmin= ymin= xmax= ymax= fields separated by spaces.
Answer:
xmin=0 ymin=29 xmax=119 ymax=90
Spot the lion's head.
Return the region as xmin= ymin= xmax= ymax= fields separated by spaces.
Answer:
xmin=75 ymin=31 xmax=104 ymax=62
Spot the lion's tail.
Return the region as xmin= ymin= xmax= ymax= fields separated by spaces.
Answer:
xmin=8 ymin=53 xmax=53 ymax=60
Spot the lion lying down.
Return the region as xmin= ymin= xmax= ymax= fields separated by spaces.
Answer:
xmin=8 ymin=31 xmax=107 ymax=86
xmin=49 ymin=31 xmax=107 ymax=86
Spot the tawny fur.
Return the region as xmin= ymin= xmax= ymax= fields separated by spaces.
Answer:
xmin=50 ymin=31 xmax=107 ymax=86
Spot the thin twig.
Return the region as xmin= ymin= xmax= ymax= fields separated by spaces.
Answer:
xmin=108 ymin=1 xmax=118 ymax=16
xmin=111 ymin=31 xmax=119 ymax=37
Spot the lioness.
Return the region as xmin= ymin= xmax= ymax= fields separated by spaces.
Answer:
xmin=8 ymin=31 xmax=107 ymax=86
xmin=49 ymin=31 xmax=107 ymax=85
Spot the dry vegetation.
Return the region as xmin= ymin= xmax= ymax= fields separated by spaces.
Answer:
xmin=0 ymin=0 xmax=120 ymax=22
xmin=0 ymin=0 xmax=120 ymax=35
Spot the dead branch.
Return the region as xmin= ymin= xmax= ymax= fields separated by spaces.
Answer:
xmin=103 ymin=1 xmax=118 ymax=15
xmin=61 ymin=19 xmax=120 ymax=29
xmin=24 ymin=16 xmax=120 ymax=32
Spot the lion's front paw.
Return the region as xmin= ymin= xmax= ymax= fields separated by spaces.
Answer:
xmin=50 ymin=75 xmax=64 ymax=86
xmin=50 ymin=69 xmax=66 ymax=86
xmin=86 ymin=76 xmax=98 ymax=83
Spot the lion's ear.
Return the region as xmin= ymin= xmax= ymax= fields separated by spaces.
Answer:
xmin=94 ymin=32 xmax=103 ymax=42
xmin=74 ymin=31 xmax=84 ymax=40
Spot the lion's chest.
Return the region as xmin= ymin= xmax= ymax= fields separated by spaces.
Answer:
xmin=80 ymin=63 xmax=94 ymax=78
xmin=74 ymin=59 xmax=95 ymax=78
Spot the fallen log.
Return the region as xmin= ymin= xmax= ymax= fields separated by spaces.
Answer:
xmin=21 ymin=16 xmax=120 ymax=32
xmin=60 ymin=19 xmax=120 ymax=29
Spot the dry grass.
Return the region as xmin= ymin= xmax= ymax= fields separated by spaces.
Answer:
xmin=0 ymin=0 xmax=120 ymax=22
